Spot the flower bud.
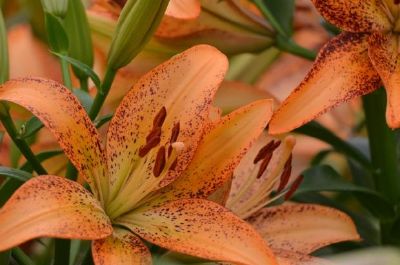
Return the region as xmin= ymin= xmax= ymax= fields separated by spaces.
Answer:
xmin=107 ymin=0 xmax=170 ymax=70
xmin=41 ymin=0 xmax=69 ymax=18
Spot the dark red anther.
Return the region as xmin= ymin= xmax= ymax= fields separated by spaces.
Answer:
xmin=170 ymin=122 xmax=180 ymax=143
xmin=277 ymin=154 xmax=292 ymax=192
xmin=395 ymin=0 xmax=400 ymax=5
xmin=139 ymin=136 xmax=161 ymax=157
xmin=146 ymin=127 xmax=162 ymax=142
xmin=284 ymin=175 xmax=304 ymax=200
xmin=153 ymin=146 xmax=166 ymax=177
xmin=153 ymin=107 xmax=167 ymax=128
xmin=256 ymin=152 xmax=273 ymax=179
xmin=253 ymin=140 xmax=281 ymax=164
xmin=169 ymin=158 xmax=178 ymax=171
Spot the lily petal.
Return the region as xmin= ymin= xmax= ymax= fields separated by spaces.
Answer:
xmin=269 ymin=32 xmax=381 ymax=134
xmin=214 ymin=81 xmax=276 ymax=114
xmin=246 ymin=204 xmax=360 ymax=254
xmin=0 ymin=78 xmax=108 ymax=201
xmin=92 ymin=228 xmax=151 ymax=265
xmin=0 ymin=175 xmax=112 ymax=251
xmin=311 ymin=0 xmax=391 ymax=32
xmin=274 ymin=249 xmax=332 ymax=265
xmin=117 ymin=199 xmax=277 ymax=265
xmin=152 ymin=99 xmax=273 ymax=203
xmin=368 ymin=32 xmax=400 ymax=128
xmin=106 ymin=45 xmax=228 ymax=202
xmin=165 ymin=0 xmax=201 ymax=19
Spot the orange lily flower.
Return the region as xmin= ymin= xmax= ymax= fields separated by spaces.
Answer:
xmin=0 ymin=45 xmax=278 ymax=265
xmin=222 ymin=134 xmax=360 ymax=265
xmin=268 ymin=0 xmax=400 ymax=134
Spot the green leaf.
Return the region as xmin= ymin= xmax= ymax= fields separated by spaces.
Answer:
xmin=19 ymin=116 xmax=44 ymax=139
xmin=95 ymin=113 xmax=113 ymax=128
xmin=0 ymin=166 xmax=32 ymax=182
xmin=294 ymin=121 xmax=373 ymax=171
xmin=251 ymin=0 xmax=294 ymax=37
xmin=297 ymin=165 xmax=395 ymax=219
xmin=261 ymin=0 xmax=294 ymax=36
xmin=64 ymin=0 xmax=94 ymax=81
xmin=45 ymin=12 xmax=69 ymax=53
xmin=0 ymin=250 xmax=10 ymax=265
xmin=52 ymin=52 xmax=101 ymax=89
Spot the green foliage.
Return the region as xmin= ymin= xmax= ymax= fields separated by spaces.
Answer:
xmin=64 ymin=0 xmax=94 ymax=81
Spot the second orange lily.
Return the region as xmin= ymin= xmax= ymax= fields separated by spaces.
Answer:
xmin=269 ymin=0 xmax=400 ymax=133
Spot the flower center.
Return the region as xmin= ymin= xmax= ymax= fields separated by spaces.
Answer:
xmin=226 ymin=136 xmax=303 ymax=219
xmin=107 ymin=106 xmax=185 ymax=219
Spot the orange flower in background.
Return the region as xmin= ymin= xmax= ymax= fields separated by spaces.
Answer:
xmin=222 ymin=134 xmax=360 ymax=265
xmin=269 ymin=0 xmax=400 ymax=134
xmin=0 ymin=45 xmax=278 ymax=265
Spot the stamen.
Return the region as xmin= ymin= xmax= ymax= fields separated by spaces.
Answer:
xmin=139 ymin=136 xmax=161 ymax=157
xmin=153 ymin=107 xmax=167 ymax=128
xmin=170 ymin=122 xmax=180 ymax=143
xmin=169 ymin=158 xmax=178 ymax=171
xmin=146 ymin=127 xmax=162 ymax=142
xmin=253 ymin=140 xmax=281 ymax=164
xmin=256 ymin=153 xmax=273 ymax=179
xmin=284 ymin=175 xmax=304 ymax=200
xmin=153 ymin=146 xmax=166 ymax=177
xmin=277 ymin=154 xmax=292 ymax=192
xmin=395 ymin=0 xmax=400 ymax=5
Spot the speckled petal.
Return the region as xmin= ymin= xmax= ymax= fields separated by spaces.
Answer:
xmin=152 ymin=99 xmax=273 ymax=203
xmin=246 ymin=204 xmax=360 ymax=254
xmin=0 ymin=175 xmax=112 ymax=251
xmin=368 ymin=32 xmax=400 ymax=128
xmin=165 ymin=0 xmax=200 ymax=19
xmin=311 ymin=0 xmax=391 ymax=32
xmin=0 ymin=78 xmax=108 ymax=201
xmin=116 ymin=199 xmax=277 ymax=265
xmin=269 ymin=32 xmax=381 ymax=135
xmin=92 ymin=228 xmax=151 ymax=265
xmin=106 ymin=45 xmax=228 ymax=200
xmin=274 ymin=249 xmax=332 ymax=265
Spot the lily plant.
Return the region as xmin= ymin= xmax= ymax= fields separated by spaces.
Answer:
xmin=269 ymin=0 xmax=400 ymax=134
xmin=0 ymin=45 xmax=278 ymax=265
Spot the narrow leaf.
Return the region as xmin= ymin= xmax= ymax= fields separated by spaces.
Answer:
xmin=52 ymin=52 xmax=101 ymax=88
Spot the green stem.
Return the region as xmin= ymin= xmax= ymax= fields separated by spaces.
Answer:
xmin=0 ymin=106 xmax=47 ymax=175
xmin=362 ymin=89 xmax=400 ymax=203
xmin=54 ymin=239 xmax=70 ymax=265
xmin=275 ymin=36 xmax=317 ymax=61
xmin=88 ymin=68 xmax=117 ymax=120
xmin=80 ymin=78 xmax=89 ymax=92
xmin=12 ymin=248 xmax=34 ymax=265
xmin=60 ymin=57 xmax=73 ymax=90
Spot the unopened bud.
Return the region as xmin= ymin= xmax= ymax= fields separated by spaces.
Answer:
xmin=41 ymin=0 xmax=69 ymax=18
xmin=107 ymin=0 xmax=170 ymax=70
